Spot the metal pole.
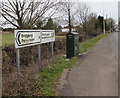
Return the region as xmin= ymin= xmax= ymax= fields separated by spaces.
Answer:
xmin=51 ymin=42 xmax=54 ymax=57
xmin=16 ymin=48 xmax=20 ymax=74
xmin=38 ymin=45 xmax=41 ymax=72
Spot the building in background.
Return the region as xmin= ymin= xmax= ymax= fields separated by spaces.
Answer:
xmin=62 ymin=26 xmax=77 ymax=33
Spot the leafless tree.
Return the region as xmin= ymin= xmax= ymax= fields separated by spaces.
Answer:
xmin=53 ymin=1 xmax=77 ymax=32
xmin=75 ymin=3 xmax=91 ymax=33
xmin=106 ymin=18 xmax=116 ymax=31
xmin=85 ymin=12 xmax=98 ymax=36
xmin=0 ymin=0 xmax=60 ymax=29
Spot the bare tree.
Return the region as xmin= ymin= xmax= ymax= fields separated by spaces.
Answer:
xmin=53 ymin=1 xmax=77 ymax=32
xmin=75 ymin=3 xmax=91 ymax=33
xmin=106 ymin=18 xmax=116 ymax=32
xmin=86 ymin=12 xmax=98 ymax=36
xmin=0 ymin=0 xmax=60 ymax=29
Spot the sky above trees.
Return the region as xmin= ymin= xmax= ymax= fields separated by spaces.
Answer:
xmin=0 ymin=0 xmax=118 ymax=28
xmin=87 ymin=2 xmax=118 ymax=24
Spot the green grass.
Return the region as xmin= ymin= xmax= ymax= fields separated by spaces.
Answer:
xmin=1 ymin=33 xmax=14 ymax=46
xmin=80 ymin=33 xmax=109 ymax=53
xmin=55 ymin=36 xmax=66 ymax=38
xmin=38 ymin=33 xmax=109 ymax=96
xmin=38 ymin=56 xmax=78 ymax=96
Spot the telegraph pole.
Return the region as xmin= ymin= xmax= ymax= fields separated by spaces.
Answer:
xmin=103 ymin=0 xmax=105 ymax=34
xmin=68 ymin=0 xmax=71 ymax=33
xmin=103 ymin=17 xmax=105 ymax=34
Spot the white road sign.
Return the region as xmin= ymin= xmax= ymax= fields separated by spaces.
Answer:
xmin=15 ymin=30 xmax=41 ymax=48
xmin=41 ymin=30 xmax=55 ymax=44
xmin=14 ymin=30 xmax=55 ymax=48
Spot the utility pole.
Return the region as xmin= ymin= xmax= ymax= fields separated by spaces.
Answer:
xmin=68 ymin=0 xmax=71 ymax=33
xmin=103 ymin=17 xmax=105 ymax=34
xmin=103 ymin=0 xmax=105 ymax=34
xmin=111 ymin=18 xmax=112 ymax=32
xmin=110 ymin=13 xmax=112 ymax=32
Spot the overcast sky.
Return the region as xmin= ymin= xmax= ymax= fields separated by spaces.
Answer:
xmin=67 ymin=0 xmax=118 ymax=24
xmin=87 ymin=1 xmax=118 ymax=24
xmin=0 ymin=0 xmax=119 ymax=28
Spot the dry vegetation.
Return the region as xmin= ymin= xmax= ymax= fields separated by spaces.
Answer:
xmin=2 ymin=37 xmax=66 ymax=96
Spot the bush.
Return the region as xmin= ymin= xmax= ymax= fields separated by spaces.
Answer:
xmin=2 ymin=28 xmax=14 ymax=32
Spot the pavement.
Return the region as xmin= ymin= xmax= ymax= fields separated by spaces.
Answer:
xmin=60 ymin=32 xmax=118 ymax=96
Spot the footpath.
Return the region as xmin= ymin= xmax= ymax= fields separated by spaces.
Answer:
xmin=61 ymin=32 xmax=118 ymax=96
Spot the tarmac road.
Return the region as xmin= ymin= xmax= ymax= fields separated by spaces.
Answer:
xmin=61 ymin=32 xmax=118 ymax=96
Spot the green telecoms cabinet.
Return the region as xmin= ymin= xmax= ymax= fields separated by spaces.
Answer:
xmin=66 ymin=32 xmax=80 ymax=58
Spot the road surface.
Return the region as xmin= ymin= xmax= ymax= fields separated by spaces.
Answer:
xmin=60 ymin=32 xmax=118 ymax=96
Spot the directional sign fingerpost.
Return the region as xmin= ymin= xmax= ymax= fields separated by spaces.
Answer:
xmin=14 ymin=30 xmax=55 ymax=74
xmin=15 ymin=30 xmax=41 ymax=48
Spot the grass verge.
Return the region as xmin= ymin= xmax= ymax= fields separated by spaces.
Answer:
xmin=80 ymin=33 xmax=109 ymax=53
xmin=38 ymin=33 xmax=109 ymax=96
xmin=38 ymin=56 xmax=78 ymax=96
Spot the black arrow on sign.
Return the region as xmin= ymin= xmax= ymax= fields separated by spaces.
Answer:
xmin=18 ymin=33 xmax=21 ymax=44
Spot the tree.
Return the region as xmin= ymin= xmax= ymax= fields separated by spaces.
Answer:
xmin=43 ymin=18 xmax=62 ymax=33
xmin=54 ymin=25 xmax=62 ymax=33
xmin=34 ymin=18 xmax=43 ymax=29
xmin=0 ymin=27 xmax=3 ymax=30
xmin=75 ymin=3 xmax=91 ymax=33
xmin=44 ymin=18 xmax=54 ymax=29
xmin=86 ymin=13 xmax=98 ymax=36
xmin=54 ymin=1 xmax=76 ymax=33
xmin=97 ymin=15 xmax=104 ymax=32
xmin=106 ymin=18 xmax=116 ymax=32
xmin=73 ymin=3 xmax=93 ymax=39
xmin=0 ymin=0 xmax=60 ymax=29
xmin=57 ymin=25 xmax=62 ymax=32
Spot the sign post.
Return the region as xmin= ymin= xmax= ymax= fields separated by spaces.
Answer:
xmin=16 ymin=48 xmax=20 ymax=74
xmin=38 ymin=44 xmax=41 ymax=72
xmin=51 ymin=42 xmax=54 ymax=57
xmin=14 ymin=30 xmax=55 ymax=74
